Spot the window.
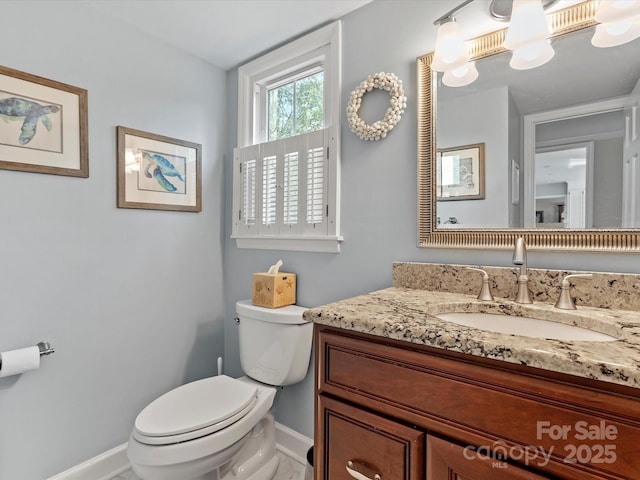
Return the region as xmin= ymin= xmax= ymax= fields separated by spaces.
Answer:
xmin=268 ymin=70 xmax=324 ymax=141
xmin=233 ymin=21 xmax=342 ymax=253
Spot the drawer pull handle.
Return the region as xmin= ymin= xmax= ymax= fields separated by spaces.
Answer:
xmin=346 ymin=460 xmax=381 ymax=480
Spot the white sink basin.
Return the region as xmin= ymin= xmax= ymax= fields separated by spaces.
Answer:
xmin=435 ymin=312 xmax=618 ymax=342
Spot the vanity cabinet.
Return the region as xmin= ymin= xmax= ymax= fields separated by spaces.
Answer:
xmin=319 ymin=395 xmax=424 ymax=480
xmin=315 ymin=325 xmax=640 ymax=480
xmin=427 ymin=435 xmax=547 ymax=480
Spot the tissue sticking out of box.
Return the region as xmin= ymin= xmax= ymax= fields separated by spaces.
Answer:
xmin=253 ymin=260 xmax=296 ymax=308
xmin=267 ymin=259 xmax=283 ymax=274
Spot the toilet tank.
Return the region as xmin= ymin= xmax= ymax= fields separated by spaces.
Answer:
xmin=236 ymin=300 xmax=313 ymax=386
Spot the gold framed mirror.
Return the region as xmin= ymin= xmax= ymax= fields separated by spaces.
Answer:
xmin=417 ymin=0 xmax=640 ymax=252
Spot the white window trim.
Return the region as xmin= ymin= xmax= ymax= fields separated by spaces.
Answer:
xmin=238 ymin=21 xmax=341 ymax=147
xmin=234 ymin=236 xmax=342 ymax=254
xmin=234 ymin=21 xmax=342 ymax=253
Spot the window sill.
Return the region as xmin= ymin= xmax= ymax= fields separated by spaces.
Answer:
xmin=232 ymin=235 xmax=343 ymax=253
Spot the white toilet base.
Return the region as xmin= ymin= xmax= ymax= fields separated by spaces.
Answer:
xmin=229 ymin=454 xmax=279 ymax=480
xmin=131 ymin=412 xmax=280 ymax=480
xmin=131 ymin=434 xmax=246 ymax=480
xmin=222 ymin=413 xmax=279 ymax=480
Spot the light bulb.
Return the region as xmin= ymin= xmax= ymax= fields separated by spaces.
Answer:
xmin=442 ymin=61 xmax=478 ymax=87
xmin=592 ymin=0 xmax=640 ymax=47
xmin=431 ymin=20 xmax=469 ymax=72
xmin=509 ymin=40 xmax=555 ymax=70
xmin=594 ymin=0 xmax=640 ymax=24
xmin=504 ymin=0 xmax=551 ymax=51
xmin=592 ymin=17 xmax=640 ymax=47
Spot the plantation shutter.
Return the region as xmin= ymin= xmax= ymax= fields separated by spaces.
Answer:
xmin=233 ymin=127 xmax=333 ymax=238
xmin=284 ymin=151 xmax=299 ymax=225
xmin=261 ymin=140 xmax=278 ymax=232
xmin=235 ymin=144 xmax=259 ymax=236
xmin=307 ymin=144 xmax=326 ymax=226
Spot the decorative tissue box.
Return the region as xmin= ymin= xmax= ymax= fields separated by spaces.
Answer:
xmin=252 ymin=271 xmax=296 ymax=308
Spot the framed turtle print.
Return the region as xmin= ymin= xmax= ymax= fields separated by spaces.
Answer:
xmin=0 ymin=65 xmax=88 ymax=177
xmin=117 ymin=126 xmax=202 ymax=212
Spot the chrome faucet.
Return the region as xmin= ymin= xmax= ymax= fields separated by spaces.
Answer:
xmin=512 ymin=237 xmax=532 ymax=304
xmin=555 ymin=273 xmax=593 ymax=309
xmin=466 ymin=267 xmax=495 ymax=301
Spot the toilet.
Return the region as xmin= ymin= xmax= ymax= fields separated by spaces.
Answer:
xmin=127 ymin=300 xmax=313 ymax=480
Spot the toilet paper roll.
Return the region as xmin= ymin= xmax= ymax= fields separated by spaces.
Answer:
xmin=0 ymin=346 xmax=40 ymax=378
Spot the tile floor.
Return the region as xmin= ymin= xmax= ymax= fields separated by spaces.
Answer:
xmin=109 ymin=451 xmax=307 ymax=480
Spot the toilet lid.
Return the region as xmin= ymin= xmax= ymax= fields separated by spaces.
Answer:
xmin=134 ymin=375 xmax=258 ymax=438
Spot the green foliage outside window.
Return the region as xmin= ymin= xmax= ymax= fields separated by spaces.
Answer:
xmin=268 ymin=72 xmax=324 ymax=141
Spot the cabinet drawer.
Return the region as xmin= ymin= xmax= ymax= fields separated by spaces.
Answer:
xmin=427 ymin=435 xmax=551 ymax=480
xmin=318 ymin=395 xmax=424 ymax=480
xmin=317 ymin=327 xmax=640 ymax=479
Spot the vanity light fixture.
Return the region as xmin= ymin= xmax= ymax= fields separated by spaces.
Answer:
xmin=503 ymin=0 xmax=555 ymax=70
xmin=431 ymin=20 xmax=469 ymax=73
xmin=432 ymin=0 xmax=561 ymax=87
xmin=591 ymin=0 xmax=640 ymax=48
xmin=431 ymin=0 xmax=478 ymax=87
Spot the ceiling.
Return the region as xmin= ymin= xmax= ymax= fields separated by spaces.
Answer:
xmin=84 ymin=0 xmax=372 ymax=70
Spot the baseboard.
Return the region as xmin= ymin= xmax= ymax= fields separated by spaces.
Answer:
xmin=46 ymin=443 xmax=130 ymax=480
xmin=47 ymin=425 xmax=312 ymax=479
xmin=275 ymin=421 xmax=313 ymax=465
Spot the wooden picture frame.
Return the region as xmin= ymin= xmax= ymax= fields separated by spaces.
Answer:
xmin=117 ymin=126 xmax=201 ymax=212
xmin=436 ymin=143 xmax=485 ymax=201
xmin=0 ymin=65 xmax=88 ymax=177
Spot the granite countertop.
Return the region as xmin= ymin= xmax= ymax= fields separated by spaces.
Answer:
xmin=304 ymin=287 xmax=640 ymax=388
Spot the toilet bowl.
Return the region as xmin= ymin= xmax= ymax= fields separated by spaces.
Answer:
xmin=128 ymin=376 xmax=277 ymax=480
xmin=127 ymin=301 xmax=312 ymax=480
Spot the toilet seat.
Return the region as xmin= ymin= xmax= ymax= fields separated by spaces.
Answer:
xmin=128 ymin=377 xmax=278 ymax=471
xmin=133 ymin=375 xmax=258 ymax=446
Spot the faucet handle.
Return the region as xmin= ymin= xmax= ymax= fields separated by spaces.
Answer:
xmin=466 ymin=267 xmax=495 ymax=301
xmin=554 ymin=273 xmax=593 ymax=310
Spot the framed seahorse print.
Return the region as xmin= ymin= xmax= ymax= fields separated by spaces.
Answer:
xmin=0 ymin=65 xmax=88 ymax=177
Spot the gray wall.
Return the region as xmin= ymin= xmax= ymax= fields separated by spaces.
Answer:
xmin=437 ymin=86 xmax=510 ymax=227
xmin=0 ymin=2 xmax=227 ymax=479
xmin=225 ymin=0 xmax=640 ymax=441
xmin=593 ymin=137 xmax=623 ymax=227
xmin=508 ymin=90 xmax=523 ymax=227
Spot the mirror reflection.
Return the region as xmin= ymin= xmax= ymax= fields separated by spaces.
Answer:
xmin=435 ymin=25 xmax=640 ymax=230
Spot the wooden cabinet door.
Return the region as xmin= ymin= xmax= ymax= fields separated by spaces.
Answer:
xmin=427 ymin=435 xmax=551 ymax=480
xmin=318 ymin=395 xmax=424 ymax=480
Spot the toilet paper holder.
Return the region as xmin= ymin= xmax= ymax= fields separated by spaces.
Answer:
xmin=37 ymin=341 xmax=55 ymax=356
xmin=0 ymin=341 xmax=55 ymax=370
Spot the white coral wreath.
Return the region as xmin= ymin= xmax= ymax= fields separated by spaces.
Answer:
xmin=346 ymin=72 xmax=407 ymax=141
